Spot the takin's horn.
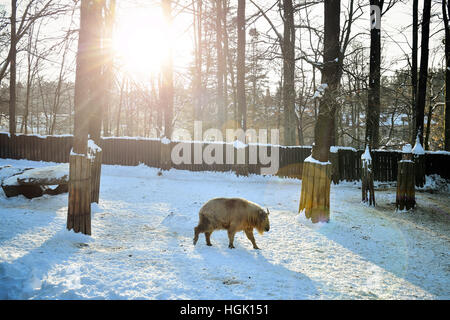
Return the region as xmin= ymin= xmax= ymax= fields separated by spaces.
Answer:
xmin=266 ymin=208 xmax=270 ymax=215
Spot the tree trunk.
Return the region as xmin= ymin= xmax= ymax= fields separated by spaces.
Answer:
xmin=415 ymin=0 xmax=432 ymax=144
xmin=161 ymin=0 xmax=174 ymax=170
xmin=216 ymin=0 xmax=225 ymax=130
xmin=366 ymin=0 xmax=383 ymax=149
xmin=362 ymin=0 xmax=383 ymax=206
xmin=116 ymin=77 xmax=125 ymax=136
xmin=443 ymin=0 xmax=450 ymax=151
xmin=9 ymin=0 xmax=17 ymax=137
xmin=88 ymin=1 xmax=104 ymax=143
xmin=282 ymin=0 xmax=296 ymax=146
xmin=86 ymin=1 xmax=104 ymax=204
xmin=237 ymin=0 xmax=246 ymax=131
xmin=396 ymin=157 xmax=415 ymax=211
xmin=50 ymin=39 xmax=69 ymax=135
xmin=22 ymin=34 xmax=33 ymax=135
xmin=299 ymin=0 xmax=340 ymax=223
xmin=102 ymin=0 xmax=116 ymax=137
xmin=411 ymin=0 xmax=418 ymax=143
xmin=222 ymin=0 xmax=229 ymax=129
xmin=68 ymin=0 xmax=101 ymax=235
xmin=193 ymin=0 xmax=203 ymax=123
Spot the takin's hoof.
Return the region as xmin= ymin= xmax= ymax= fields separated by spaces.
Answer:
xmin=206 ymin=243 xmax=212 ymax=246
xmin=253 ymin=246 xmax=260 ymax=250
xmin=228 ymin=244 xmax=235 ymax=249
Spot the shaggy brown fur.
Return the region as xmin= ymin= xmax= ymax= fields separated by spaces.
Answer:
xmin=193 ymin=198 xmax=270 ymax=249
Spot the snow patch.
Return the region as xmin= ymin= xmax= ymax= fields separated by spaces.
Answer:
xmin=312 ymin=83 xmax=328 ymax=99
xmin=412 ymin=136 xmax=425 ymax=155
xmin=402 ymin=144 xmax=412 ymax=153
xmin=232 ymin=140 xmax=247 ymax=149
xmin=161 ymin=137 xmax=171 ymax=145
xmin=304 ymin=155 xmax=331 ymax=165
xmin=330 ymin=146 xmax=357 ymax=153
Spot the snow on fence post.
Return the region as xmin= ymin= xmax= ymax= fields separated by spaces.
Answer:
xmin=396 ymin=144 xmax=415 ymax=211
xmin=412 ymin=135 xmax=425 ymax=188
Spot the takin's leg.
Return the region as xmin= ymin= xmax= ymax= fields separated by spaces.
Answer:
xmin=205 ymin=232 xmax=213 ymax=246
xmin=244 ymin=229 xmax=260 ymax=250
xmin=193 ymin=215 xmax=210 ymax=246
xmin=227 ymin=228 xmax=237 ymax=249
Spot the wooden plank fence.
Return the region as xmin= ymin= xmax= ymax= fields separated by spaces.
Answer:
xmin=1 ymin=132 xmax=449 ymax=182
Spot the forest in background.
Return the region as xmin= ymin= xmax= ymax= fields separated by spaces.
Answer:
xmin=0 ymin=0 xmax=449 ymax=151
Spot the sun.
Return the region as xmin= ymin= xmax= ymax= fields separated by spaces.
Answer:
xmin=113 ymin=7 xmax=171 ymax=77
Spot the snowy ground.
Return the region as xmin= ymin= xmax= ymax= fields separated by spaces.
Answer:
xmin=0 ymin=158 xmax=449 ymax=300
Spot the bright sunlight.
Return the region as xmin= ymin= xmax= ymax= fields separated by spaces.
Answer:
xmin=113 ymin=6 xmax=172 ymax=77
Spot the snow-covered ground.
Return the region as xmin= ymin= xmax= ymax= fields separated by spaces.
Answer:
xmin=0 ymin=158 xmax=449 ymax=300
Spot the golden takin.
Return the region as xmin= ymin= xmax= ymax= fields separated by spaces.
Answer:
xmin=193 ymin=197 xmax=270 ymax=249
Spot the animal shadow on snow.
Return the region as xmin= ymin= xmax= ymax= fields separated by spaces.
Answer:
xmin=191 ymin=235 xmax=319 ymax=299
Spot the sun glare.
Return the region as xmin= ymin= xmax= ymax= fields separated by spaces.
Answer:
xmin=113 ymin=8 xmax=171 ymax=77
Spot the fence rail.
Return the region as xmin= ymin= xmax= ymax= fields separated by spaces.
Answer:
xmin=1 ymin=132 xmax=449 ymax=182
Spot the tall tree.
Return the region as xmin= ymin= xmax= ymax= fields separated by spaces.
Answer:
xmin=161 ymin=0 xmax=174 ymax=140
xmin=216 ymin=0 xmax=225 ymax=129
xmin=362 ymin=0 xmax=384 ymax=206
xmin=443 ymin=0 xmax=450 ymax=151
xmin=236 ymin=0 xmax=246 ymax=130
xmin=9 ymin=0 xmax=16 ymax=136
xmin=192 ymin=0 xmax=203 ymax=123
xmin=366 ymin=0 xmax=384 ymax=149
xmin=88 ymin=1 xmax=104 ymax=143
xmin=299 ymin=0 xmax=341 ymax=223
xmin=67 ymin=0 xmax=104 ymax=235
xmin=102 ymin=0 xmax=116 ymax=137
xmin=248 ymin=0 xmax=296 ymax=145
xmin=282 ymin=0 xmax=296 ymax=146
xmin=415 ymin=0 xmax=432 ymax=144
xmin=411 ymin=0 xmax=418 ymax=142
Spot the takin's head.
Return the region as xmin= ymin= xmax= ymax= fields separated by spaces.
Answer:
xmin=255 ymin=208 xmax=270 ymax=235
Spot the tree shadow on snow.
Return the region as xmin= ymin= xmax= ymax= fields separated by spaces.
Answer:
xmin=0 ymin=226 xmax=92 ymax=299
xmin=311 ymin=200 xmax=449 ymax=298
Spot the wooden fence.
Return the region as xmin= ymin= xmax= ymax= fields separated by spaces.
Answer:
xmin=1 ymin=132 xmax=449 ymax=182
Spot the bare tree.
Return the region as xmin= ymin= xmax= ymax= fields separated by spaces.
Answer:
xmin=216 ymin=0 xmax=225 ymax=129
xmin=415 ymin=0 xmax=432 ymax=144
xmin=443 ymin=0 xmax=450 ymax=151
xmin=236 ymin=0 xmax=246 ymax=130
xmin=299 ymin=0 xmax=341 ymax=223
xmin=68 ymin=0 xmax=104 ymax=235
xmin=9 ymin=0 xmax=17 ymax=136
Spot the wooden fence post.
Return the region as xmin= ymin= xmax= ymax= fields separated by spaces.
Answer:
xmin=67 ymin=152 xmax=92 ymax=235
xmin=396 ymin=144 xmax=415 ymax=211
xmin=299 ymin=157 xmax=331 ymax=223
